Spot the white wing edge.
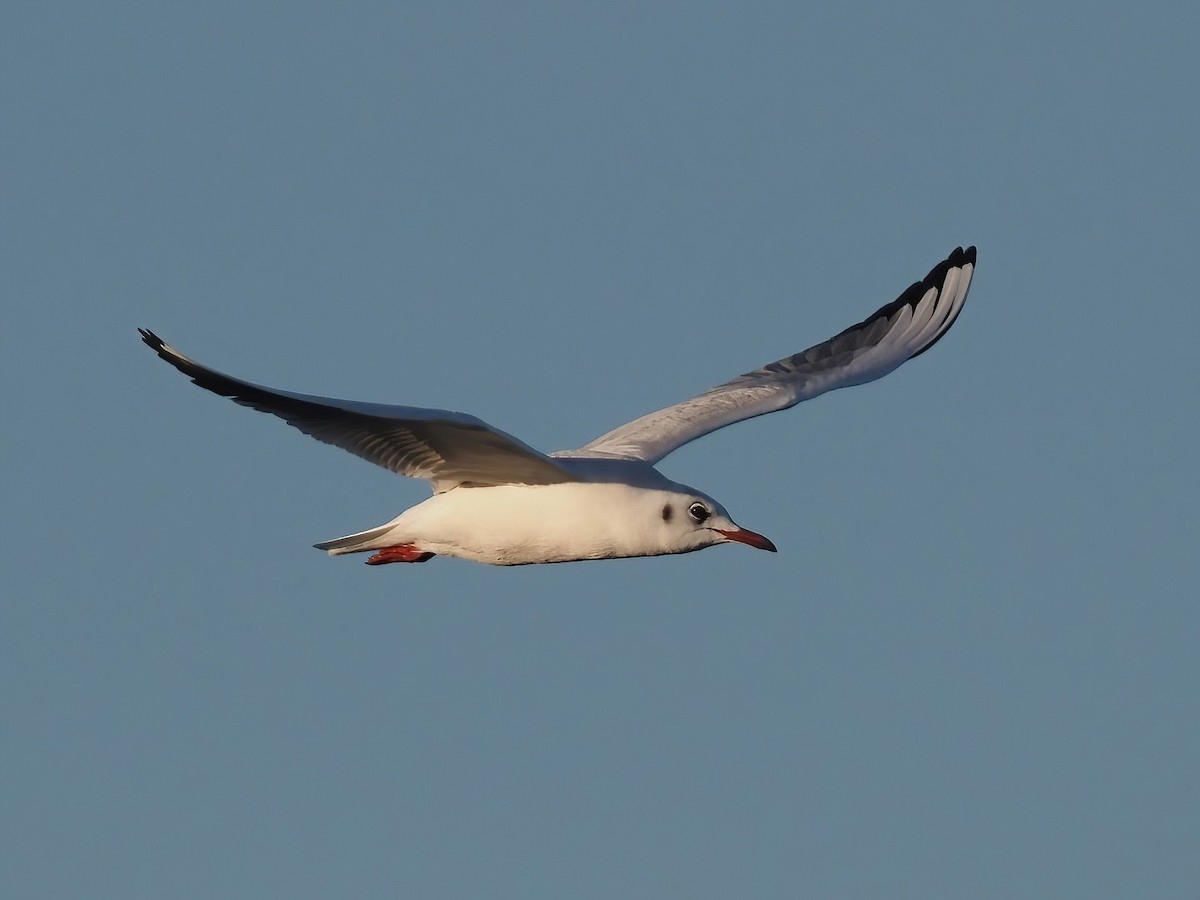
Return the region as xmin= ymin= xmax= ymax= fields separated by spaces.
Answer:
xmin=564 ymin=246 xmax=976 ymax=464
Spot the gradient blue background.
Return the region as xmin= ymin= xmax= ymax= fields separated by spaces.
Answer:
xmin=4 ymin=3 xmax=1197 ymax=897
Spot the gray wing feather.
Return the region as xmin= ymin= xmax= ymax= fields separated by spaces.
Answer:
xmin=140 ymin=330 xmax=579 ymax=489
xmin=569 ymin=247 xmax=975 ymax=464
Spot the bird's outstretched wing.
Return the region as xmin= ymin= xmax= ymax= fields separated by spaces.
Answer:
xmin=139 ymin=330 xmax=579 ymax=490
xmin=569 ymin=246 xmax=975 ymax=464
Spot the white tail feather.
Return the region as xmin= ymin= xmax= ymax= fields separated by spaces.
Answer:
xmin=313 ymin=522 xmax=398 ymax=556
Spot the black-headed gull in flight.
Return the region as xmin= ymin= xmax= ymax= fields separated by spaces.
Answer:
xmin=141 ymin=246 xmax=974 ymax=566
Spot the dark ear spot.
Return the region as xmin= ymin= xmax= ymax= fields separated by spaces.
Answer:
xmin=661 ymin=504 xmax=673 ymax=522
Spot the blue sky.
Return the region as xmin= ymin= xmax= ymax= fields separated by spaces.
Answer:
xmin=3 ymin=3 xmax=1197 ymax=897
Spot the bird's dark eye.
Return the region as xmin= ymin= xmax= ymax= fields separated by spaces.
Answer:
xmin=688 ymin=502 xmax=709 ymax=523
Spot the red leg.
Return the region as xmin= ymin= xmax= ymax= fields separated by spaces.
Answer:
xmin=365 ymin=544 xmax=436 ymax=565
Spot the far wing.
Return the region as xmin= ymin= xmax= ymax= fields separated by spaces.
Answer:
xmin=570 ymin=246 xmax=975 ymax=464
xmin=140 ymin=330 xmax=579 ymax=490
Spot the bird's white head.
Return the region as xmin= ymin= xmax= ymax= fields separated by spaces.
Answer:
xmin=648 ymin=487 xmax=777 ymax=557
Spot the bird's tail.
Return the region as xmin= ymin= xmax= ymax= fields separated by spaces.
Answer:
xmin=313 ymin=522 xmax=399 ymax=556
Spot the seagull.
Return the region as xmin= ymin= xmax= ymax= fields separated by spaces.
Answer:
xmin=140 ymin=246 xmax=974 ymax=566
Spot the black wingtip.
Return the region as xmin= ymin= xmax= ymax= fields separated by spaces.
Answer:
xmin=905 ymin=244 xmax=976 ymax=360
xmin=139 ymin=328 xmax=166 ymax=352
xmin=823 ymin=244 xmax=976 ymax=364
xmin=137 ymin=328 xmax=230 ymax=393
xmin=950 ymin=245 xmax=977 ymax=268
xmin=139 ymin=329 xmax=194 ymax=374
xmin=942 ymin=245 xmax=977 ymax=269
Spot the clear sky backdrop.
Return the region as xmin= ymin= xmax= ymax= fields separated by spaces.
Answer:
xmin=3 ymin=3 xmax=1198 ymax=898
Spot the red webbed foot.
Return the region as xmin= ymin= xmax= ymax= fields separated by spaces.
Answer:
xmin=365 ymin=545 xmax=436 ymax=565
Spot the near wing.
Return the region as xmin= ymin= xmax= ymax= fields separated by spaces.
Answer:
xmin=570 ymin=246 xmax=975 ymax=464
xmin=139 ymin=330 xmax=579 ymax=489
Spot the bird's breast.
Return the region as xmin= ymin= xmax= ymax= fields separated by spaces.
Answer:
xmin=400 ymin=482 xmax=667 ymax=565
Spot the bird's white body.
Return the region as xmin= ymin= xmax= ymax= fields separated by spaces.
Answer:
xmin=140 ymin=246 xmax=975 ymax=567
xmin=322 ymin=459 xmax=732 ymax=565
xmin=350 ymin=482 xmax=693 ymax=565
